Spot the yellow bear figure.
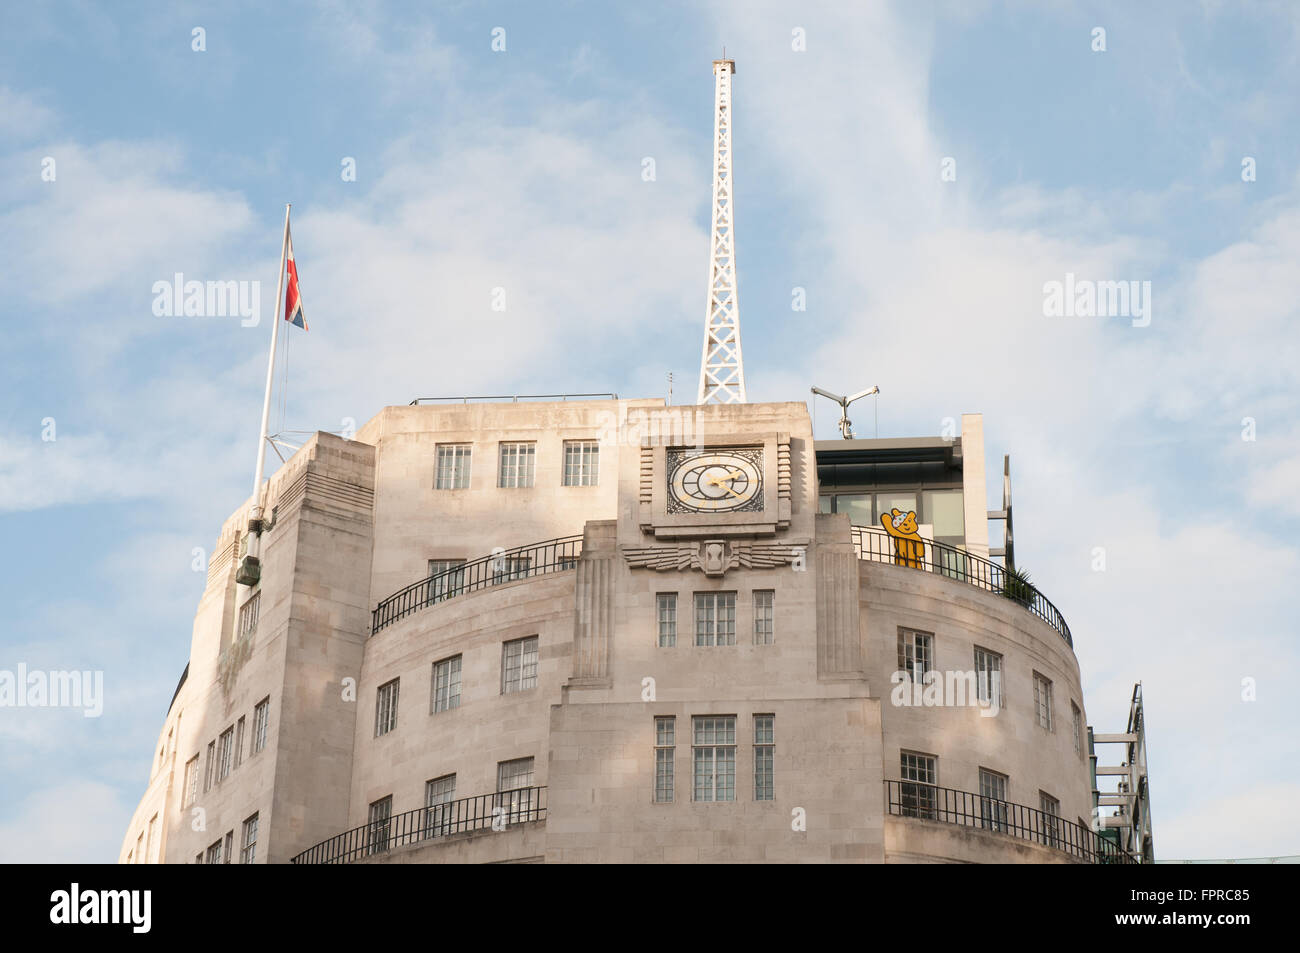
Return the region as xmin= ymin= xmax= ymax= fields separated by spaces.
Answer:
xmin=881 ymin=508 xmax=925 ymax=569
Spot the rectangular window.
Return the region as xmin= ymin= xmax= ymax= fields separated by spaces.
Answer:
xmin=899 ymin=751 xmax=937 ymax=819
xmin=502 ymin=636 xmax=539 ymax=694
xmin=427 ymin=559 xmax=467 ymax=600
xmin=752 ymin=590 xmax=774 ymax=645
xmin=217 ymin=726 xmax=234 ymax=782
xmin=922 ymin=488 xmax=966 ymax=542
xmin=753 ymin=714 xmax=775 ymax=801
xmin=183 ymin=755 xmax=199 ymax=808
xmin=898 ymin=628 xmax=933 ymax=682
xmin=375 ymin=678 xmax=400 ymax=736
xmin=974 ymin=646 xmax=1004 ymax=707
xmin=252 ymin=697 xmax=270 ymax=754
xmin=435 ymin=443 xmax=472 ymax=489
xmin=1033 ymin=672 xmax=1054 ymax=731
xmin=233 ymin=716 xmax=245 ymax=768
xmin=562 ymin=440 xmax=599 ymax=486
xmin=237 ymin=591 xmax=260 ymax=642
xmin=205 ymin=839 xmax=222 ymax=865
xmin=694 ymin=592 xmax=737 ymax=647
xmin=424 ymin=774 xmax=457 ymax=837
xmin=656 ymin=593 xmax=677 ymax=647
xmin=431 ymin=655 xmax=462 ymax=713
xmin=222 ymin=830 xmax=233 ymax=865
xmin=692 ymin=715 xmax=737 ymax=802
xmin=654 ymin=716 xmax=675 ymax=803
xmin=979 ymin=768 xmax=1009 ymax=832
xmin=491 ymin=555 xmax=531 ymax=583
xmin=496 ymin=757 xmax=538 ymax=820
xmin=1039 ymin=792 xmax=1061 ymax=848
xmin=1071 ymin=702 xmax=1083 ymax=756
xmin=203 ymin=740 xmax=216 ymax=793
xmin=146 ymin=815 xmax=157 ymax=864
xmin=498 ymin=441 xmax=536 ymax=488
xmin=366 ymin=797 xmax=392 ymax=856
xmin=240 ymin=813 xmax=259 ymax=864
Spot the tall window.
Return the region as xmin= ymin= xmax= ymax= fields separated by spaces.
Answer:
xmin=502 ymin=636 xmax=539 ymax=693
xmin=252 ymin=697 xmax=270 ymax=754
xmin=654 ymin=716 xmax=675 ymax=803
xmin=491 ymin=554 xmax=531 ymax=583
xmin=427 ymin=559 xmax=466 ymax=600
xmin=375 ymin=678 xmax=400 ymax=736
xmin=205 ymin=839 xmax=222 ymax=865
xmin=366 ymin=797 xmax=392 ymax=856
xmin=431 ymin=655 xmax=462 ymax=713
xmin=753 ymin=714 xmax=775 ymax=801
xmin=233 ymin=716 xmax=246 ymax=768
xmin=1071 ymin=702 xmax=1083 ymax=755
xmin=222 ymin=830 xmax=233 ymax=865
xmin=146 ymin=815 xmax=157 ymax=864
xmin=1039 ymin=792 xmax=1061 ymax=848
xmin=435 ymin=444 xmax=472 ymax=489
xmin=1033 ymin=672 xmax=1054 ymax=730
xmin=203 ymin=741 xmax=216 ymax=793
xmin=692 ymin=716 xmax=736 ymax=802
xmin=899 ymin=751 xmax=937 ymax=819
xmin=656 ymin=593 xmax=677 ymax=647
xmin=974 ymin=646 xmax=1004 ymax=706
xmin=498 ymin=442 xmax=536 ymax=488
xmin=898 ymin=629 xmax=933 ymax=682
xmin=694 ymin=592 xmax=736 ymax=646
xmin=217 ymin=726 xmax=234 ymax=782
xmin=240 ymin=813 xmax=259 ymax=864
xmin=496 ymin=757 xmax=538 ymax=819
xmin=979 ymin=768 xmax=1009 ymax=831
xmin=753 ymin=590 xmax=774 ymax=645
xmin=425 ymin=774 xmax=457 ymax=837
xmin=237 ymin=591 xmax=260 ymax=642
xmin=183 ymin=755 xmax=199 ymax=808
xmin=562 ymin=440 xmax=599 ymax=486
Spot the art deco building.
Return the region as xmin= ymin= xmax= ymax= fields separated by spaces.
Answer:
xmin=119 ymin=397 xmax=1149 ymax=864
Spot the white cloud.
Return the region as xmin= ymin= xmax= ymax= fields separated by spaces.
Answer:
xmin=0 ymin=780 xmax=132 ymax=863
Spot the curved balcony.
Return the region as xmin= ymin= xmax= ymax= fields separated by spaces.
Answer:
xmin=884 ymin=780 xmax=1134 ymax=864
xmin=372 ymin=536 xmax=583 ymax=634
xmin=850 ymin=526 xmax=1072 ymax=647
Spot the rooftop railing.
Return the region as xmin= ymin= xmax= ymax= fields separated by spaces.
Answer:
xmin=372 ymin=535 xmax=583 ymax=635
xmin=408 ymin=394 xmax=618 ymax=405
xmin=850 ymin=525 xmax=1072 ymax=647
xmin=290 ymin=786 xmax=548 ymax=865
xmin=884 ymin=780 xmax=1136 ymax=864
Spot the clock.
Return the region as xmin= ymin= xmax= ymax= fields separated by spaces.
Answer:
xmin=666 ymin=448 xmax=764 ymax=514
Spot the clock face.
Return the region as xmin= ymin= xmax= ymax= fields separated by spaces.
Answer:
xmin=666 ymin=448 xmax=764 ymax=514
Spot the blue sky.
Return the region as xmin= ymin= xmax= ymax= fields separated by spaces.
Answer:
xmin=1 ymin=1 xmax=1297 ymax=862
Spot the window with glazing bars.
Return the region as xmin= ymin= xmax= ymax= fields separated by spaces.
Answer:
xmin=694 ymin=592 xmax=736 ymax=646
xmin=979 ymin=768 xmax=1009 ymax=831
xmin=491 ymin=555 xmax=531 ymax=582
xmin=656 ymin=593 xmax=677 ymax=647
xmin=252 ymin=697 xmax=270 ymax=753
xmin=183 ymin=755 xmax=199 ymax=808
xmin=233 ymin=716 xmax=245 ymax=768
xmin=424 ymin=774 xmax=457 ymax=837
xmin=1033 ymin=672 xmax=1053 ymax=730
xmin=240 ymin=813 xmax=258 ymax=864
xmin=427 ymin=559 xmax=467 ymax=600
xmin=216 ymin=726 xmax=234 ymax=782
xmin=502 ymin=636 xmax=538 ymax=693
xmin=496 ymin=757 xmax=537 ymax=818
xmin=435 ymin=444 xmax=471 ymax=489
xmin=431 ymin=655 xmax=462 ymax=713
xmin=222 ymin=830 xmax=233 ymax=865
xmin=498 ymin=442 xmax=536 ymax=488
xmin=753 ymin=714 xmax=775 ymax=801
xmin=1039 ymin=792 xmax=1061 ymax=848
xmin=753 ymin=590 xmax=774 ymax=645
xmin=237 ymin=591 xmax=259 ymax=642
xmin=203 ymin=740 xmax=215 ymax=792
xmin=205 ymin=839 xmax=222 ymax=864
xmin=692 ymin=716 xmax=736 ymax=802
xmin=366 ymin=797 xmax=392 ymax=855
xmin=375 ymin=678 xmax=400 ymax=736
xmin=899 ymin=751 xmax=937 ymax=819
xmin=654 ymin=716 xmax=675 ymax=802
xmin=1071 ymin=702 xmax=1083 ymax=755
xmin=898 ymin=629 xmax=933 ymax=682
xmin=974 ymin=646 xmax=1004 ymax=707
xmin=562 ymin=440 xmax=599 ymax=486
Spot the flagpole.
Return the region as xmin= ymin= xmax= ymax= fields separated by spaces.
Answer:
xmin=238 ymin=203 xmax=291 ymax=585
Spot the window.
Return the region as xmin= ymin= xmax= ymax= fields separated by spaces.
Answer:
xmin=496 ymin=757 xmax=538 ymax=820
xmin=979 ymin=768 xmax=1009 ymax=832
xmin=146 ymin=815 xmax=157 ymax=864
xmin=222 ymin=830 xmax=234 ymax=865
xmin=754 ymin=714 xmax=775 ymax=801
xmin=205 ymin=839 xmax=222 ymax=864
xmin=233 ymin=716 xmax=245 ymax=768
xmin=425 ymin=774 xmax=457 ymax=837
xmin=974 ymin=646 xmax=1004 ymax=707
xmin=240 ymin=813 xmax=259 ymax=864
xmin=435 ymin=443 xmax=471 ymax=489
xmin=694 ymin=592 xmax=736 ymax=646
xmin=1071 ymin=702 xmax=1083 ymax=756
xmin=692 ymin=716 xmax=736 ymax=802
xmin=366 ymin=797 xmax=392 ymax=856
xmin=491 ymin=555 xmax=531 ymax=583
xmin=427 ymin=559 xmax=466 ymax=600
xmin=252 ymin=697 xmax=270 ymax=754
xmin=203 ymin=741 xmax=216 ymax=793
xmin=195 ymin=853 xmax=202 ymax=865
xmin=656 ymin=593 xmax=677 ymax=647
xmin=1039 ymin=792 xmax=1061 ymax=848
xmin=753 ymin=590 xmax=774 ymax=645
xmin=217 ymin=726 xmax=234 ymax=782
xmin=899 ymin=751 xmax=937 ymax=819
xmin=183 ymin=755 xmax=199 ymax=808
xmin=498 ymin=442 xmax=536 ymax=488
xmin=562 ymin=440 xmax=599 ymax=486
xmin=921 ymin=488 xmax=965 ymax=541
xmin=1033 ymin=672 xmax=1053 ymax=730
xmin=898 ymin=628 xmax=933 ymax=682
xmin=375 ymin=678 xmax=400 ymax=736
xmin=654 ymin=717 xmax=675 ymax=803
xmin=236 ymin=591 xmax=260 ymax=642
xmin=502 ymin=637 xmax=539 ymax=694
xmin=431 ymin=656 xmax=462 ymax=713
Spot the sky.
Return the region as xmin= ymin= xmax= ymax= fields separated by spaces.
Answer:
xmin=1 ymin=0 xmax=1297 ymax=863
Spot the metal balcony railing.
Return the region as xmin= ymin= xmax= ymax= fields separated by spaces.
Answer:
xmin=850 ymin=526 xmax=1072 ymax=647
xmin=290 ymin=786 xmax=548 ymax=864
xmin=372 ymin=536 xmax=583 ymax=634
xmin=884 ymin=780 xmax=1136 ymax=864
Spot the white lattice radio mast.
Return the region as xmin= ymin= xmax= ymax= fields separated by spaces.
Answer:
xmin=698 ymin=57 xmax=747 ymax=404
